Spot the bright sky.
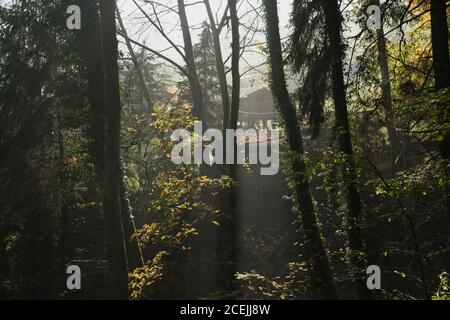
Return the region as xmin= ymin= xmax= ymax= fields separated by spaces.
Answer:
xmin=117 ymin=0 xmax=294 ymax=79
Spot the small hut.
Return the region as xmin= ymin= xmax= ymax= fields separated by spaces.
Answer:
xmin=238 ymin=86 xmax=277 ymax=129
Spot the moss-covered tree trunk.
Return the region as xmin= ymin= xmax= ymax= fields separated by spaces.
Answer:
xmin=322 ymin=0 xmax=372 ymax=300
xmin=80 ymin=0 xmax=143 ymax=277
xmin=120 ymin=168 xmax=144 ymax=271
xmin=263 ymin=0 xmax=338 ymax=299
xmin=99 ymin=0 xmax=129 ymax=299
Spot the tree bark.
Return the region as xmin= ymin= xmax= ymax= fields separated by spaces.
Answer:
xmin=99 ymin=0 xmax=129 ymax=299
xmin=430 ymin=0 xmax=450 ymax=240
xmin=228 ymin=0 xmax=241 ymax=131
xmin=226 ymin=0 xmax=242 ymax=291
xmin=79 ymin=0 xmax=143 ymax=278
xmin=322 ymin=0 xmax=372 ymax=300
xmin=79 ymin=0 xmax=105 ymax=171
xmin=372 ymin=0 xmax=401 ymax=172
xmin=204 ymin=0 xmax=231 ymax=129
xmin=430 ymin=0 xmax=450 ymax=91
xmin=263 ymin=0 xmax=338 ymax=299
xmin=177 ymin=0 xmax=204 ymax=121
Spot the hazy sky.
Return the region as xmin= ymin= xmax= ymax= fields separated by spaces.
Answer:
xmin=117 ymin=0 xmax=294 ymax=78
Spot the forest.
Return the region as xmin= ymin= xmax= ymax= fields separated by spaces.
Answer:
xmin=0 ymin=0 xmax=449 ymax=301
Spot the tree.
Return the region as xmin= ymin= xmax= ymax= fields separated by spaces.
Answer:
xmin=203 ymin=0 xmax=231 ymax=129
xmin=262 ymin=0 xmax=338 ymax=299
xmin=79 ymin=0 xmax=105 ymax=170
xmin=321 ymin=0 xmax=372 ymax=300
xmin=99 ymin=0 xmax=129 ymax=299
xmin=80 ymin=0 xmax=144 ymax=274
xmin=0 ymin=0 xmax=83 ymax=298
xmin=430 ymin=0 xmax=450 ymax=91
xmin=228 ymin=0 xmax=241 ymax=131
xmin=429 ymin=0 xmax=450 ymax=237
xmin=193 ymin=23 xmax=222 ymax=128
xmin=371 ymin=0 xmax=402 ymax=171
xmin=177 ymin=0 xmax=204 ymax=121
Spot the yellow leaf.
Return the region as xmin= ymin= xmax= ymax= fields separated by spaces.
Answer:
xmin=211 ymin=221 xmax=220 ymax=227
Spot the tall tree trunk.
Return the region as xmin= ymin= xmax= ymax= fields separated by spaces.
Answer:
xmin=177 ymin=0 xmax=204 ymax=121
xmin=79 ymin=0 xmax=105 ymax=170
xmin=322 ymin=0 xmax=372 ymax=300
xmin=226 ymin=0 xmax=242 ymax=291
xmin=204 ymin=0 xmax=231 ymax=129
xmin=430 ymin=0 xmax=450 ymax=91
xmin=80 ymin=0 xmax=143 ymax=276
xmin=263 ymin=0 xmax=338 ymax=299
xmin=372 ymin=0 xmax=401 ymax=172
xmin=116 ymin=7 xmax=153 ymax=113
xmin=228 ymin=0 xmax=241 ymax=131
xmin=430 ymin=0 xmax=450 ymax=240
xmin=99 ymin=0 xmax=129 ymax=299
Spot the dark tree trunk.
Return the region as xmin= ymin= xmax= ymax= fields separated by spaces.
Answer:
xmin=430 ymin=0 xmax=450 ymax=91
xmin=263 ymin=0 xmax=338 ymax=299
xmin=177 ymin=0 xmax=204 ymax=121
xmin=322 ymin=0 xmax=372 ymax=300
xmin=204 ymin=0 xmax=231 ymax=129
xmin=79 ymin=0 xmax=105 ymax=170
xmin=99 ymin=0 xmax=129 ymax=299
xmin=430 ymin=0 xmax=450 ymax=239
xmin=225 ymin=0 xmax=242 ymax=291
xmin=228 ymin=0 xmax=241 ymax=131
xmin=80 ymin=0 xmax=143 ymax=276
